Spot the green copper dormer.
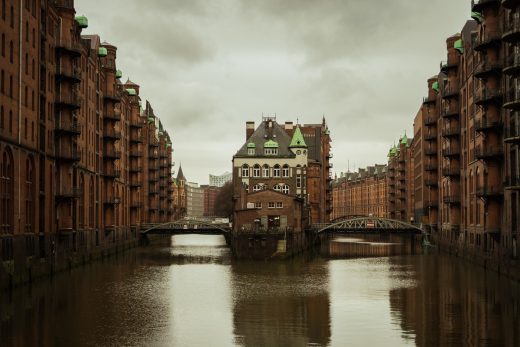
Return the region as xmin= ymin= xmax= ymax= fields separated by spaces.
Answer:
xmin=289 ymin=126 xmax=307 ymax=148
xmin=148 ymin=117 xmax=155 ymax=123
xmin=75 ymin=15 xmax=88 ymax=29
xmin=400 ymin=133 xmax=409 ymax=147
xmin=116 ymin=69 xmax=123 ymax=79
xmin=98 ymin=47 xmax=108 ymax=57
xmin=471 ymin=11 xmax=483 ymax=24
xmin=454 ymin=39 xmax=464 ymax=54
xmin=126 ymin=88 xmax=137 ymax=96
xmin=247 ymin=142 xmax=256 ymax=148
xmin=264 ymin=140 xmax=279 ymax=148
xmin=432 ymin=81 xmax=440 ymax=93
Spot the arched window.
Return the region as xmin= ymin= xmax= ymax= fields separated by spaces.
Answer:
xmin=252 ymin=184 xmax=262 ymax=192
xmin=25 ymin=156 xmax=35 ymax=232
xmin=282 ymin=164 xmax=289 ymax=177
xmin=273 ymin=164 xmax=281 ymax=177
xmin=89 ymin=177 xmax=94 ymax=227
xmin=281 ymin=185 xmax=289 ymax=194
xmin=262 ymin=164 xmax=269 ymax=177
xmin=1 ymin=148 xmax=14 ymax=234
xmin=252 ymin=164 xmax=260 ymax=177
xmin=79 ymin=174 xmax=85 ymax=228
xmin=273 ymin=184 xmax=281 ymax=192
xmin=241 ymin=164 xmax=249 ymax=177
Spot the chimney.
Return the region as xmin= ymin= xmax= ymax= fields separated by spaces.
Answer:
xmin=246 ymin=121 xmax=255 ymax=140
xmin=284 ymin=121 xmax=294 ymax=131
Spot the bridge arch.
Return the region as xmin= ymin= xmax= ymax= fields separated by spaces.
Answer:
xmin=314 ymin=216 xmax=424 ymax=234
xmin=141 ymin=218 xmax=231 ymax=235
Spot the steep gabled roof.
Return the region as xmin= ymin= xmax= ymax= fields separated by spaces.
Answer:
xmin=177 ymin=165 xmax=185 ymax=181
xmin=289 ymin=126 xmax=307 ymax=148
xmin=234 ymin=120 xmax=294 ymax=158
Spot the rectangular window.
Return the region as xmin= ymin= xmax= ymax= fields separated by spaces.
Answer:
xmin=276 ymin=202 xmax=283 ymax=208
xmin=282 ymin=167 xmax=289 ymax=177
xmin=296 ymin=175 xmax=302 ymax=188
xmin=254 ymin=202 xmax=261 ymax=208
xmin=248 ymin=148 xmax=255 ymax=155
xmin=262 ymin=166 xmax=269 ymax=177
xmin=268 ymin=202 xmax=275 ymax=209
xmin=241 ymin=166 xmax=249 ymax=177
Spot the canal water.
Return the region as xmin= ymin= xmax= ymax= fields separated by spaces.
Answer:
xmin=1 ymin=235 xmax=519 ymax=347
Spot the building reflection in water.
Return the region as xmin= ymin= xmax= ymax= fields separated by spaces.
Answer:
xmin=388 ymin=253 xmax=520 ymax=347
xmin=230 ymin=258 xmax=331 ymax=347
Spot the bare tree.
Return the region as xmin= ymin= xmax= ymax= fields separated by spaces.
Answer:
xmin=214 ymin=181 xmax=233 ymax=219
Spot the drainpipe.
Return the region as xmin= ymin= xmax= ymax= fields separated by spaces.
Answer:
xmin=18 ymin=1 xmax=23 ymax=231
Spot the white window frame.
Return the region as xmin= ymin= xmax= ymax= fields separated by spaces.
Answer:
xmin=281 ymin=185 xmax=289 ymax=194
xmin=252 ymin=184 xmax=262 ymax=192
xmin=242 ymin=165 xmax=249 ymax=177
xmin=273 ymin=165 xmax=281 ymax=177
xmin=248 ymin=148 xmax=255 ymax=155
xmin=268 ymin=202 xmax=276 ymax=209
xmin=296 ymin=175 xmax=302 ymax=188
xmin=282 ymin=165 xmax=289 ymax=177
xmin=254 ymin=202 xmax=262 ymax=208
xmin=276 ymin=202 xmax=283 ymax=208
xmin=262 ymin=165 xmax=270 ymax=177
xmin=253 ymin=165 xmax=261 ymax=177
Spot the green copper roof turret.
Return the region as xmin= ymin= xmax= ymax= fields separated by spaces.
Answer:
xmin=471 ymin=11 xmax=483 ymax=24
xmin=454 ymin=39 xmax=464 ymax=54
xmin=432 ymin=81 xmax=439 ymax=93
xmin=126 ymin=88 xmax=137 ymax=96
xmin=115 ymin=69 xmax=123 ymax=78
xmin=247 ymin=142 xmax=256 ymax=148
xmin=289 ymin=126 xmax=307 ymax=148
xmin=98 ymin=47 xmax=108 ymax=57
xmin=264 ymin=140 xmax=279 ymax=148
xmin=75 ymin=15 xmax=88 ymax=29
xmin=400 ymin=133 xmax=409 ymax=146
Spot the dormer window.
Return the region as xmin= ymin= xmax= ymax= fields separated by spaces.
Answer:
xmin=247 ymin=142 xmax=256 ymax=155
xmin=264 ymin=140 xmax=278 ymax=155
xmin=264 ymin=148 xmax=278 ymax=155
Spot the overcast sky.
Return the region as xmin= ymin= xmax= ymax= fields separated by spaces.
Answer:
xmin=76 ymin=0 xmax=469 ymax=184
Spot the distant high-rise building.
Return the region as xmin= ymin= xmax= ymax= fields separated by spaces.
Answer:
xmin=209 ymin=172 xmax=232 ymax=187
xmin=186 ymin=182 xmax=204 ymax=218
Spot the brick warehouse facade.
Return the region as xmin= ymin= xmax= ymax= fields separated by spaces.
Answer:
xmin=0 ymin=0 xmax=176 ymax=289
xmin=331 ymin=165 xmax=388 ymax=221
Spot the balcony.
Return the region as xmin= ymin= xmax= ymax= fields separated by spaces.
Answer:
xmin=103 ymin=128 xmax=122 ymax=140
xmin=443 ymin=195 xmax=461 ymax=204
xmin=474 ymin=88 xmax=502 ymax=106
xmin=424 ymin=117 xmax=437 ymax=126
xmin=474 ymin=118 xmax=502 ymax=133
xmin=440 ymin=107 xmax=459 ymax=118
xmin=476 ymin=185 xmax=503 ymax=198
xmin=441 ymin=127 xmax=461 ymax=137
xmin=55 ymin=94 xmax=81 ymax=109
xmin=440 ymin=60 xmax=458 ymax=73
xmin=56 ymin=66 xmax=81 ymax=84
xmin=56 ymin=148 xmax=81 ymax=162
xmin=475 ymin=146 xmax=504 ymax=160
xmin=103 ymin=91 xmax=121 ymax=102
xmin=442 ymin=167 xmax=460 ymax=177
xmin=422 ymin=95 xmax=436 ymax=105
xmin=103 ymin=148 xmax=122 ymax=159
xmin=504 ymin=124 xmax=520 ymax=144
xmin=130 ymin=150 xmax=143 ymax=158
xmin=130 ymin=133 xmax=144 ymax=143
xmin=425 ymin=179 xmax=438 ymax=187
xmin=56 ymin=40 xmax=82 ymax=57
xmin=55 ymin=187 xmax=81 ymax=200
xmin=503 ymin=17 xmax=520 ymax=43
xmin=503 ymin=54 xmax=520 ymax=76
xmin=426 ymin=200 xmax=439 ymax=208
xmin=130 ymin=120 xmax=145 ymax=128
xmin=104 ymin=169 xmax=121 ymax=178
xmin=504 ymin=176 xmax=520 ymax=189
xmin=473 ymin=30 xmax=502 ymax=51
xmin=441 ymin=84 xmax=460 ymax=99
xmin=424 ymin=132 xmax=437 ymax=141
xmin=442 ymin=147 xmax=460 ymax=157
xmin=129 ymin=166 xmax=143 ymax=173
xmin=110 ymin=111 xmax=124 ymax=123
xmin=474 ymin=61 xmax=502 ymax=79
xmin=55 ymin=122 xmax=81 ymax=136
xmin=504 ymin=87 xmax=520 ymax=110
xmin=425 ymin=147 xmax=437 ymax=156
xmin=104 ymin=197 xmax=121 ymax=205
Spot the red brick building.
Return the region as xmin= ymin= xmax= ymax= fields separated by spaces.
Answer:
xmin=202 ymin=185 xmax=219 ymax=217
xmin=331 ymin=165 xmax=388 ymax=220
xmin=0 ymin=0 xmax=175 ymax=289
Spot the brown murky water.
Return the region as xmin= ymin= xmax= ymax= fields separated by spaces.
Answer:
xmin=1 ymin=235 xmax=519 ymax=347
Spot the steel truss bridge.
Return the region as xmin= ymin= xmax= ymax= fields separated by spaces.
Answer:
xmin=311 ymin=216 xmax=424 ymax=234
xmin=141 ymin=218 xmax=231 ymax=236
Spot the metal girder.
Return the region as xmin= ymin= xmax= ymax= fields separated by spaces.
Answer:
xmin=314 ymin=217 xmax=423 ymax=234
xmin=141 ymin=219 xmax=230 ymax=234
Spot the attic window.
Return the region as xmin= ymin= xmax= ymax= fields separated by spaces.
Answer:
xmin=265 ymin=148 xmax=278 ymax=155
xmin=248 ymin=148 xmax=255 ymax=155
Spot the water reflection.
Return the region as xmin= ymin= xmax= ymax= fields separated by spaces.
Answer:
xmin=1 ymin=236 xmax=519 ymax=347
